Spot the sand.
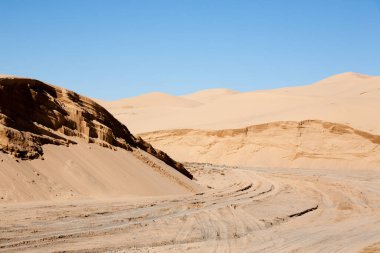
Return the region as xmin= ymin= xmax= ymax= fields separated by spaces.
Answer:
xmin=140 ymin=120 xmax=380 ymax=170
xmin=101 ymin=72 xmax=380 ymax=171
xmin=1 ymin=163 xmax=379 ymax=252
xmin=101 ymin=72 xmax=380 ymax=134
xmin=0 ymin=139 xmax=201 ymax=203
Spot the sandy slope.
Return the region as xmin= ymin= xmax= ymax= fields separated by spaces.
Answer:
xmin=1 ymin=163 xmax=379 ymax=252
xmin=101 ymin=72 xmax=380 ymax=134
xmin=140 ymin=120 xmax=380 ymax=170
xmin=0 ymin=140 xmax=201 ymax=203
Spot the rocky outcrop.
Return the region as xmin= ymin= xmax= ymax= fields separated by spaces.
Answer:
xmin=0 ymin=76 xmax=192 ymax=179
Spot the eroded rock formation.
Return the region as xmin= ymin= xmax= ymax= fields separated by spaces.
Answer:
xmin=0 ymin=76 xmax=192 ymax=179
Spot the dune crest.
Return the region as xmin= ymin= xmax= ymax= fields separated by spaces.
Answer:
xmin=106 ymin=92 xmax=201 ymax=109
xmin=181 ymin=88 xmax=239 ymax=103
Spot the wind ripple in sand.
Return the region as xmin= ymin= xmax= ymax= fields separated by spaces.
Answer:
xmin=0 ymin=164 xmax=379 ymax=252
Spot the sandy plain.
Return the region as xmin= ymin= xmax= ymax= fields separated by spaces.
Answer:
xmin=1 ymin=163 xmax=380 ymax=252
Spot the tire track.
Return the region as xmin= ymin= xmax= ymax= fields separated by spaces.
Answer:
xmin=1 ymin=164 xmax=379 ymax=252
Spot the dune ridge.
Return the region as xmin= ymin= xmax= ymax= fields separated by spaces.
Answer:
xmin=101 ymin=72 xmax=380 ymax=134
xmin=181 ymin=88 xmax=240 ymax=103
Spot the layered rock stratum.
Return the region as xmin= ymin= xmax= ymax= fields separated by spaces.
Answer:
xmin=140 ymin=120 xmax=380 ymax=170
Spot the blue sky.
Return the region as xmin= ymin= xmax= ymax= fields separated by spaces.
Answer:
xmin=1 ymin=0 xmax=379 ymax=100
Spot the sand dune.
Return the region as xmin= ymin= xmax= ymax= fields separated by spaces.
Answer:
xmin=270 ymin=72 xmax=378 ymax=97
xmin=103 ymin=92 xmax=201 ymax=109
xmin=0 ymin=76 xmax=199 ymax=202
xmin=101 ymin=72 xmax=380 ymax=134
xmin=140 ymin=120 xmax=380 ymax=170
xmin=99 ymin=72 xmax=380 ymax=171
xmin=181 ymin=88 xmax=240 ymax=103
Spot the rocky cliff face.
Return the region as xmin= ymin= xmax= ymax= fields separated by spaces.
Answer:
xmin=0 ymin=76 xmax=192 ymax=179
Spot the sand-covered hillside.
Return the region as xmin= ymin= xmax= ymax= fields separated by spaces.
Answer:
xmin=0 ymin=76 xmax=200 ymax=202
xmin=140 ymin=120 xmax=380 ymax=169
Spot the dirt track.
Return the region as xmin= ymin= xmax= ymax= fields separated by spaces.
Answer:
xmin=1 ymin=164 xmax=380 ymax=252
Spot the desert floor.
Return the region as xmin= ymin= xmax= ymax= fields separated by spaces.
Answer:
xmin=1 ymin=163 xmax=380 ymax=253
